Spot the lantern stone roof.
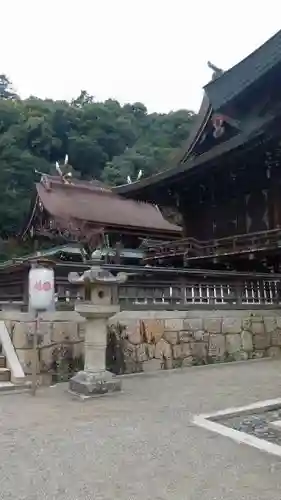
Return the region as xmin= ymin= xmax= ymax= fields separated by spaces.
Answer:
xmin=23 ymin=175 xmax=181 ymax=237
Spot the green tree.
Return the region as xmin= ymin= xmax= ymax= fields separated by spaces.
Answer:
xmin=0 ymin=75 xmax=18 ymax=100
xmin=0 ymin=74 xmax=196 ymax=252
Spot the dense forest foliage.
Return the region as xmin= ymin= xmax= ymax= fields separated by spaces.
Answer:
xmin=0 ymin=74 xmax=195 ymax=243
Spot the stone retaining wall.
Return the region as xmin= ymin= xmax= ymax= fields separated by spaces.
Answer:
xmin=109 ymin=310 xmax=281 ymax=373
xmin=0 ymin=311 xmax=85 ymax=384
xmin=1 ymin=309 xmax=281 ymax=382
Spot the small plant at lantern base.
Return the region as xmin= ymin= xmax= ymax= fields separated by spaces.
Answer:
xmin=106 ymin=322 xmax=127 ymax=375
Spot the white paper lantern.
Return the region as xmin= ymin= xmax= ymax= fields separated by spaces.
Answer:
xmin=29 ymin=267 xmax=55 ymax=311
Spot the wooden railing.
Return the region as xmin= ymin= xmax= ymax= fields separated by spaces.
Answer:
xmin=0 ymin=262 xmax=279 ymax=310
xmin=54 ymin=264 xmax=281 ymax=309
xmin=144 ymin=228 xmax=281 ymax=262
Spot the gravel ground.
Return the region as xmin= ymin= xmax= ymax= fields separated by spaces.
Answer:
xmin=1 ymin=360 xmax=281 ymax=500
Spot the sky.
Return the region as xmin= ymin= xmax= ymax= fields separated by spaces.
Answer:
xmin=1 ymin=0 xmax=281 ymax=113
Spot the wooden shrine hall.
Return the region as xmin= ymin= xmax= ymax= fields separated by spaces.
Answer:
xmin=21 ymin=174 xmax=181 ymax=261
xmin=115 ymin=29 xmax=281 ymax=273
xmin=0 ymin=175 xmax=180 ymax=305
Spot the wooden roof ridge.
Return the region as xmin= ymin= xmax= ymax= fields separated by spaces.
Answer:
xmin=21 ymin=175 xmax=182 ymax=237
xmin=205 ymin=29 xmax=281 ymax=111
xmin=39 ymin=174 xmax=113 ymax=194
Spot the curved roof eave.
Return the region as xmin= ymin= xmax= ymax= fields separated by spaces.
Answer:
xmin=114 ymin=91 xmax=213 ymax=197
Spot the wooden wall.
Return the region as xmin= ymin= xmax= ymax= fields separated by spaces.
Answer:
xmin=179 ymin=142 xmax=281 ymax=241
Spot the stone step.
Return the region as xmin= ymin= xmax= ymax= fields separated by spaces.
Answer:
xmin=0 ymin=381 xmax=31 ymax=394
xmin=0 ymin=368 xmax=11 ymax=382
xmin=0 ymin=355 xmax=6 ymax=368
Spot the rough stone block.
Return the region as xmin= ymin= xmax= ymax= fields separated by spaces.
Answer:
xmin=204 ymin=317 xmax=222 ymax=334
xmin=193 ymin=330 xmax=205 ymax=341
xmin=276 ymin=317 xmax=281 ymax=330
xmin=37 ymin=321 xmax=54 ymax=371
xmin=40 ymin=345 xmax=54 ymax=372
xmin=142 ymin=358 xmax=163 ymax=372
xmin=126 ymin=322 xmax=142 ymax=345
xmin=208 ymin=334 xmax=226 ymax=360
xmin=122 ymin=340 xmax=136 ymax=357
xmin=251 ymin=320 xmax=265 ymax=335
xmin=38 ymin=322 xmax=52 ymax=346
xmin=164 ymin=318 xmax=184 ymax=331
xmin=264 ymin=317 xmax=277 ymax=334
xmin=19 ymin=348 xmax=37 ymax=375
xmin=268 ymin=346 xmax=281 ymax=358
xmin=271 ymin=329 xmax=281 ymax=346
xmin=251 ymin=315 xmax=264 ymax=323
xmin=253 ymin=333 xmax=270 ymax=350
xmin=124 ymin=359 xmax=141 ymax=374
xmin=179 ymin=331 xmax=193 ymax=343
xmin=182 ymin=357 xmax=193 ymax=367
xmin=172 ymin=343 xmax=191 ymax=359
xmin=164 ymin=358 xmax=173 ymax=369
xmin=222 ymin=317 xmax=242 ymax=335
xmin=13 ymin=322 xmax=35 ymax=349
xmin=144 ymin=343 xmax=155 ymax=359
xmin=122 ymin=342 xmax=139 ymax=373
xmin=155 ymin=339 xmax=172 ymax=359
xmin=231 ymin=351 xmax=248 ymax=361
xmin=225 ymin=333 xmax=242 ymax=354
xmin=143 ymin=319 xmax=164 ymax=344
xmin=242 ymin=318 xmax=252 ymax=331
xmin=190 ymin=342 xmax=208 ymax=362
xmin=52 ymin=322 xmax=78 ymax=343
xmin=241 ymin=330 xmax=253 ymax=352
xmin=163 ymin=331 xmax=179 ymax=345
xmin=13 ymin=322 xmax=28 ymax=349
xmin=135 ymin=344 xmax=148 ymax=363
xmin=181 ymin=342 xmax=192 ymax=358
xmin=183 ymin=318 xmax=203 ymax=331
xmin=252 ymin=350 xmax=265 ymax=359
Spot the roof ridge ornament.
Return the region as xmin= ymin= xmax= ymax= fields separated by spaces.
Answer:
xmin=126 ymin=170 xmax=143 ymax=185
xmin=55 ymin=154 xmax=73 ymax=184
xmin=207 ymin=61 xmax=224 ymax=80
xmin=34 ymin=169 xmax=52 ymax=191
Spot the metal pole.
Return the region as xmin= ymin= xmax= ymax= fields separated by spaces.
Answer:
xmin=31 ymin=311 xmax=39 ymax=396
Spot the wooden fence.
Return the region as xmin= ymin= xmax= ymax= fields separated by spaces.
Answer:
xmin=54 ymin=264 xmax=281 ymax=309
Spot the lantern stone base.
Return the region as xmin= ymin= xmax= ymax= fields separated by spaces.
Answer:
xmin=69 ymin=369 xmax=121 ymax=398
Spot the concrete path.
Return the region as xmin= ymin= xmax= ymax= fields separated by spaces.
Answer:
xmin=1 ymin=360 xmax=281 ymax=499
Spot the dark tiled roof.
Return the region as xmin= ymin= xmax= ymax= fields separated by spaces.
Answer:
xmin=168 ymin=93 xmax=212 ymax=164
xmin=205 ymin=30 xmax=281 ymax=111
xmin=36 ymin=177 xmax=181 ymax=234
xmin=115 ymin=112 xmax=274 ymax=198
xmin=115 ymin=30 xmax=281 ymax=200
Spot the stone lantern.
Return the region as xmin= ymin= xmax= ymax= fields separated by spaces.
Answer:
xmin=68 ymin=266 xmax=127 ymax=398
